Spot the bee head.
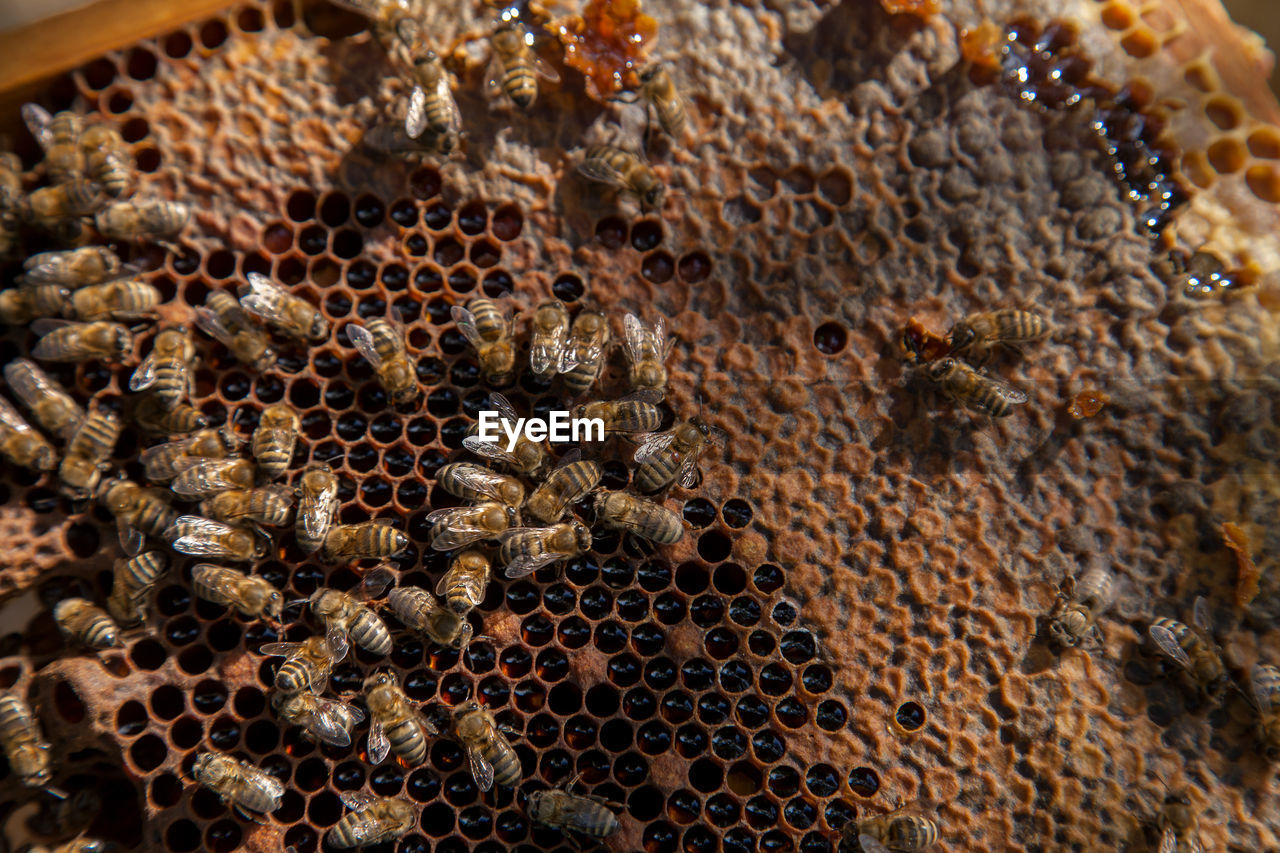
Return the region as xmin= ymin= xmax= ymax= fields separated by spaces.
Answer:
xmin=1046 ymin=617 xmax=1080 ymax=649
xmin=571 ymin=519 xmax=593 ymax=552
xmin=453 ymin=620 xmax=474 ymax=650
xmin=924 ymin=357 xmax=957 ymax=382
xmin=948 ymin=321 xmax=975 ymax=351
xmin=640 ymin=184 xmax=664 ymax=212
xmin=308 ymin=315 xmax=331 ymax=341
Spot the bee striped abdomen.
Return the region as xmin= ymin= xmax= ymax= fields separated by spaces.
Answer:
xmin=350 ymin=611 xmax=393 ymax=656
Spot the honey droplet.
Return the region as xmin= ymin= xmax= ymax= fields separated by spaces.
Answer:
xmin=1068 ymin=389 xmax=1108 ymax=419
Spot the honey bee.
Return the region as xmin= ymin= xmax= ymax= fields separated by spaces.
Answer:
xmin=69 ymin=279 xmax=160 ymax=322
xmin=106 ymin=550 xmax=169 ymax=627
xmin=22 ymin=180 xmax=106 ymax=226
xmin=1047 ymin=566 xmax=1115 ymax=648
xmin=843 ymin=803 xmax=939 ymax=852
xmin=524 ymin=458 xmax=602 ymax=523
xmin=328 ymin=792 xmax=416 ymax=849
xmin=438 ymin=549 xmax=491 ymax=614
xmin=130 ymin=326 xmax=197 ymax=411
xmin=80 ymin=123 xmax=131 ymax=197
xmin=0 ymin=153 xmax=22 ymax=257
xmin=1148 ymin=597 xmax=1230 ymax=698
xmin=348 ymin=317 xmax=419 ymax=405
xmin=947 ymin=309 xmax=1050 ymax=362
xmin=3 ymin=359 xmax=84 ymax=442
xmin=100 ymin=477 xmax=178 ymax=555
xmin=621 ymin=313 xmax=673 ymax=394
xmin=526 ymin=777 xmax=620 ymax=839
xmin=170 ymin=457 xmax=256 ymax=498
xmin=261 ymin=635 xmax=345 ymax=695
xmin=132 ymin=397 xmax=209 ymax=435
xmin=31 ymin=319 xmax=132 ymax=362
xmin=271 ymin=690 xmax=366 ymax=748
xmin=25 ymin=788 xmax=103 ymax=840
xmin=22 ymin=105 xmax=84 ymax=185
xmin=167 ymin=515 xmax=267 ymax=562
xmin=463 ymin=392 xmax=549 ymax=477
xmin=195 ymin=290 xmax=278 ymax=372
xmin=405 ymin=53 xmax=463 ymax=147
xmin=486 ymin=22 xmax=559 ymax=109
xmin=0 ymin=692 xmax=54 ymax=789
xmin=0 ymin=395 xmax=58 ymax=471
xmin=310 ymin=568 xmax=395 ymax=658
xmin=94 ymin=199 xmax=190 ymax=241
xmin=922 ymin=357 xmax=1027 ymax=418
xmin=454 ymin=700 xmax=521 ymax=790
xmin=388 ymin=586 xmax=474 ymax=649
xmin=296 ymin=464 xmax=339 ymax=554
xmin=578 ymin=144 xmax=664 ymax=212
xmin=139 ymin=427 xmax=242 ymax=481
xmin=252 ymin=403 xmax=299 ymax=480
xmin=58 ymin=408 xmax=122 ymax=499
xmin=1156 ymin=788 xmax=1205 ymax=853
xmin=499 ymin=520 xmax=592 ymax=578
xmin=452 ymin=298 xmax=516 ymax=385
xmin=561 ymin=310 xmax=611 ymax=397
xmin=323 ymin=520 xmax=411 ymax=563
xmin=0 ymin=285 xmax=70 ymax=325
xmin=201 ymin=486 xmax=295 ymax=527
xmin=436 ymin=462 xmax=525 ymax=507
xmin=594 ymin=490 xmax=684 ymax=544
xmin=191 ymin=563 xmax=284 ymax=620
xmin=634 ymin=63 xmax=689 ymax=144
xmin=633 ymin=418 xmax=725 ymax=493
xmin=572 ymin=391 xmax=663 ymax=436
xmin=1250 ymin=663 xmax=1280 ymax=760
xmin=191 ymin=752 xmax=285 ymax=819
xmin=363 ymin=669 xmax=439 ymax=766
xmin=21 ymin=246 xmax=123 ymax=288
xmin=426 ymin=502 xmax=520 ymax=551
xmin=527 ymin=299 xmax=574 ymax=377
xmin=238 ymin=272 xmax=329 ymax=343
xmin=53 ymin=598 xmax=120 ymax=649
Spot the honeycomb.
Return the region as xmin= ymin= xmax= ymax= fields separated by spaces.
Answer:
xmin=0 ymin=0 xmax=1279 ymax=851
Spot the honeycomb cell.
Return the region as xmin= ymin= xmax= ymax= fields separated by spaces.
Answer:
xmin=641 ymin=251 xmax=674 ymax=283
xmin=814 ymin=321 xmax=848 ymax=354
xmin=552 ymin=273 xmax=585 ymax=301
xmin=129 ymin=733 xmax=167 ymax=771
xmin=894 ymin=701 xmax=927 ymax=732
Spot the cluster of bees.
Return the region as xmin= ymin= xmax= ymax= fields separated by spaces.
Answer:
xmin=901 ymin=309 xmax=1050 ymax=417
xmin=1045 ymin=566 xmax=1280 ymax=849
xmin=0 ymin=228 xmax=724 ymax=847
xmin=345 ymin=0 xmax=687 ymax=213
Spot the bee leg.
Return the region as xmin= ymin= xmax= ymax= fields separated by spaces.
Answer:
xmin=234 ymin=803 xmax=269 ymax=824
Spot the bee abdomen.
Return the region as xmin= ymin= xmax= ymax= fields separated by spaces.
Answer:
xmin=503 ymin=60 xmax=537 ymax=108
xmin=386 ymin=718 xmax=429 ymax=765
xmin=275 ymin=661 xmax=311 ymax=694
xmin=350 ymin=612 xmax=393 ymax=655
xmin=486 ymin=741 xmax=523 ymax=787
xmin=634 ymin=458 xmax=675 ymax=493
xmin=888 ymin=816 xmax=939 ymax=849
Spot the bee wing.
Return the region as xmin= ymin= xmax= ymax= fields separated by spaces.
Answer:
xmin=358 ymin=567 xmax=395 ymax=600
xmin=367 ymin=718 xmax=391 ymax=764
xmin=676 ymin=445 xmax=704 ymax=489
xmin=324 ymin=624 xmax=351 ymax=663
xmin=239 ymin=273 xmax=291 ymax=326
xmin=1148 ymin=624 xmax=1193 ymax=670
xmin=489 ymin=392 xmax=519 ymax=422
xmin=428 ymin=515 xmax=493 ymax=550
xmin=300 ymin=489 xmax=339 ymax=544
xmin=463 ymin=434 xmax=517 ymax=466
xmin=194 ymin=306 xmax=235 ymax=347
xmin=1158 ymin=827 xmax=1177 ymax=853
xmin=634 ymin=430 xmax=676 ymax=463
xmin=622 ymin=313 xmax=646 ymax=364
xmin=309 ymin=700 xmax=357 ymax=747
xmin=1192 ymin=596 xmax=1214 ymax=637
xmin=1250 ymin=665 xmax=1276 ymax=713
xmin=129 ymin=350 xmax=159 ymax=391
xmin=0 ymin=397 xmax=33 ymax=434
xmin=529 ymin=52 xmax=560 ymax=83
xmin=259 ymin=642 xmax=303 ymax=657
xmin=467 ymin=745 xmax=495 ymax=792
xmin=21 ymin=103 xmax=54 ymax=150
xmin=346 ymin=322 xmax=384 ymax=368
xmin=434 ymin=72 xmax=462 ymax=135
xmin=500 ymin=529 xmax=560 ymax=578
xmin=974 ymin=374 xmax=1028 ymax=413
xmin=413 ymin=707 xmax=440 ymax=737
xmin=446 ymin=465 xmax=512 ymax=504
xmin=116 ymin=517 xmax=145 ymax=556
xmin=340 ymin=791 xmax=374 ymax=813
xmin=170 ymin=515 xmax=235 ymax=553
xmin=405 ymin=85 xmax=429 ymax=140
xmin=578 ymin=155 xmax=630 ymax=190
xmin=858 ymin=835 xmax=891 ymax=853
xmin=654 ymin=315 xmax=669 ymax=354
xmin=172 ymin=460 xmax=247 ymax=497
xmin=137 ymin=434 xmax=196 ymax=467
xmin=248 ymin=767 xmax=286 ymax=800
xmin=451 ymin=305 xmax=487 ymax=348
xmin=484 ymin=51 xmax=506 ymax=101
